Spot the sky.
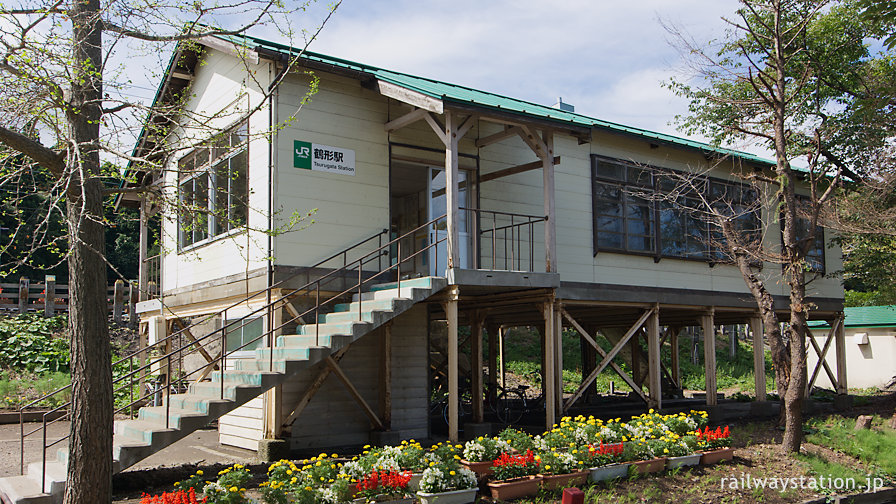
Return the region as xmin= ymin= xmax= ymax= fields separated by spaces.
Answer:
xmin=248 ymin=0 xmax=756 ymax=154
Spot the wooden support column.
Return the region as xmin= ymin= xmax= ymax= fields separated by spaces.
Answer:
xmin=702 ymin=312 xmax=717 ymax=406
xmin=750 ymin=317 xmax=766 ymax=401
xmin=444 ymin=111 xmax=460 ymax=270
xmin=443 ymin=286 xmax=460 ymax=443
xmin=646 ymin=306 xmax=662 ymax=410
xmin=670 ymin=326 xmax=681 ymax=389
xmin=380 ymin=322 xmax=393 ymax=429
xmin=834 ymin=314 xmax=847 ymax=395
xmin=470 ymin=312 xmax=485 ymax=423
xmin=264 ymin=293 xmax=285 ymax=438
xmin=630 ymin=331 xmax=643 ymax=386
xmin=554 ymin=304 xmax=563 ymax=409
xmin=498 ymin=326 xmax=506 ymax=389
xmin=487 ymin=323 xmax=499 ymax=402
xmin=543 ymin=301 xmax=557 ymax=429
xmin=542 ymin=132 xmax=557 ymax=273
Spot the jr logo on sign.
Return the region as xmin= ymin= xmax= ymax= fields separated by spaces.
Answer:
xmin=294 ymin=140 xmax=312 ymax=170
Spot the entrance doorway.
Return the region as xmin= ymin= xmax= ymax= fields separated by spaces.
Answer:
xmin=390 ymin=156 xmax=475 ymax=277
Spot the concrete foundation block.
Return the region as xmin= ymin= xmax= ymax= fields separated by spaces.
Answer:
xmin=257 ymin=438 xmax=290 ymax=462
xmin=369 ymin=430 xmax=401 ymax=447
xmin=463 ymin=422 xmax=493 ymax=440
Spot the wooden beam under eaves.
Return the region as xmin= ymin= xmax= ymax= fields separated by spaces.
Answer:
xmin=480 ymin=156 xmax=561 ymax=183
xmin=375 ymin=80 xmax=444 ymax=114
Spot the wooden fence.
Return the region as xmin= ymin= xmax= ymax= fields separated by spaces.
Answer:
xmin=0 ymin=276 xmax=138 ymax=326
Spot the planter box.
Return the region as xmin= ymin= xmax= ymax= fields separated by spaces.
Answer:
xmin=666 ymin=454 xmax=702 ymax=470
xmin=700 ymin=447 xmax=734 ymax=465
xmin=416 ymin=487 xmax=478 ymax=504
xmin=460 ymin=459 xmax=494 ymax=477
xmin=539 ymin=470 xmax=590 ymax=490
xmin=633 ymin=457 xmax=667 ymax=474
xmin=589 ymin=463 xmax=631 ymax=482
xmin=487 ymin=475 xmax=543 ymax=501
xmin=352 ymin=498 xmax=414 ymax=504
xmin=407 ymin=472 xmax=423 ymax=492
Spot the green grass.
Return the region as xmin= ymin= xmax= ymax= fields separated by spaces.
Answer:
xmin=0 ymin=370 xmax=71 ymax=408
xmin=794 ymin=451 xmax=867 ymax=491
xmin=805 ymin=416 xmax=896 ymax=475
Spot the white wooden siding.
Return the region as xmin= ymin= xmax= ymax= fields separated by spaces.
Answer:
xmin=161 ymin=48 xmax=272 ymax=292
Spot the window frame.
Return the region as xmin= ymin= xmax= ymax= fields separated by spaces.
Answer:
xmin=177 ymin=120 xmax=250 ymax=252
xmin=780 ymin=196 xmax=826 ymax=274
xmin=591 ymin=154 xmax=762 ymax=265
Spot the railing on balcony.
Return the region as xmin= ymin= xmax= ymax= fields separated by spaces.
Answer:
xmin=462 ymin=207 xmax=547 ymax=272
xmin=141 ymin=253 xmax=161 ymax=300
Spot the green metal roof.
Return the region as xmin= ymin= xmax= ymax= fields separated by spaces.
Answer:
xmin=808 ymin=305 xmax=896 ymax=329
xmin=217 ymin=33 xmax=775 ymax=167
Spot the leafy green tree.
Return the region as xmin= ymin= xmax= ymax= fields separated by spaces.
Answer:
xmin=667 ymin=0 xmax=895 ymax=452
xmin=0 ymin=2 xmax=337 ymax=503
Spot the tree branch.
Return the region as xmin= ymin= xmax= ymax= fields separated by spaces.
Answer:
xmin=0 ymin=125 xmax=64 ymax=176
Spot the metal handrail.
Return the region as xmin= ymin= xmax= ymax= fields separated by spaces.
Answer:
xmin=462 ymin=207 xmax=547 ymax=272
xmin=19 ymin=227 xmax=391 ymax=482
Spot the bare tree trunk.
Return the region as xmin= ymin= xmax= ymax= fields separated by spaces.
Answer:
xmin=63 ymin=0 xmax=113 ymax=502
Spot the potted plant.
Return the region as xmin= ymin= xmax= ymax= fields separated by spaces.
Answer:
xmin=697 ymin=426 xmax=733 ymax=465
xmin=415 ymin=462 xmax=478 ymax=504
xmin=582 ymin=442 xmax=629 ymax=482
xmin=628 ymin=440 xmax=666 ymax=474
xmin=487 ymin=450 xmax=542 ymax=501
xmin=396 ymin=440 xmax=427 ymax=491
xmin=665 ymin=435 xmax=701 ymax=469
xmin=497 ymin=427 xmax=534 ymax=453
xmin=537 ymin=449 xmax=589 ymax=490
xmin=461 ymin=436 xmax=510 ymax=476
xmin=353 ymin=469 xmax=413 ymax=504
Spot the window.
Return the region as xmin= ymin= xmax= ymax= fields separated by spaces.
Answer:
xmin=592 ymin=158 xmax=655 ymax=254
xmin=178 ymin=122 xmax=249 ymax=249
xmin=224 ymin=317 xmax=263 ymax=353
xmin=591 ymin=155 xmax=761 ymax=263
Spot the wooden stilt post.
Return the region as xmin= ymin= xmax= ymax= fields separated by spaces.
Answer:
xmin=751 ymin=317 xmax=766 ymax=401
xmin=113 ymin=279 xmax=125 ymax=324
xmin=834 ymin=314 xmax=847 ymax=395
xmin=470 ymin=312 xmax=484 ymax=423
xmin=542 ymin=132 xmax=557 ymax=273
xmin=444 ymin=111 xmax=460 ymax=270
xmin=630 ymin=331 xmax=643 ymax=387
xmin=670 ymin=326 xmax=681 ymax=389
xmin=554 ymin=304 xmax=563 ymax=411
xmin=264 ymin=292 xmax=285 ymax=438
xmin=543 ymin=301 xmax=557 ymax=429
xmin=487 ymin=323 xmax=498 ymax=403
xmin=18 ymin=277 xmax=28 ymax=314
xmin=702 ymin=311 xmax=717 ymax=406
xmin=380 ymin=322 xmax=393 ymax=430
xmin=498 ymin=326 xmax=506 ymax=391
xmin=44 ymin=275 xmax=56 ymax=317
xmin=647 ymin=305 xmax=662 ymax=410
xmin=443 ymin=286 xmax=460 ymax=443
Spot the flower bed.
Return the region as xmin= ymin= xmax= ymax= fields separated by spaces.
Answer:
xmin=162 ymin=409 xmax=734 ymax=503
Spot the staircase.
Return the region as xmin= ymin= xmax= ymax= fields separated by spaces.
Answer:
xmin=0 ymin=276 xmax=447 ymax=504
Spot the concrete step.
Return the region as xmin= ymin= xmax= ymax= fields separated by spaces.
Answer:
xmin=114 ymin=419 xmax=177 ymax=446
xmin=164 ymin=393 xmax=233 ymax=416
xmin=252 ymin=347 xmax=315 ymax=362
xmin=295 ymin=321 xmax=372 ymax=338
xmin=351 ymin=286 xmax=428 ymax=302
xmin=208 ymin=371 xmax=284 ymax=391
xmin=111 ymin=433 xmax=152 ymax=470
xmin=332 ymin=298 xmax=413 ymax=316
xmin=368 ymin=276 xmax=440 ymax=291
xmin=275 ymin=333 xmax=353 ymax=349
xmin=188 ymin=381 xmax=263 ymax=403
xmin=137 ymin=406 xmax=212 ymax=431
xmin=0 ymin=475 xmax=55 ymax=504
xmin=233 ymin=358 xmax=309 ymax=373
xmin=25 ymin=462 xmax=66 ymax=497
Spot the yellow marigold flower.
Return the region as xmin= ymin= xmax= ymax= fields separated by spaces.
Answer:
xmin=305 ymin=486 xmax=313 ymax=491
xmin=449 ymin=470 xmax=456 ymax=476
xmin=196 ymin=470 xmax=203 ymax=476
xmin=229 ymin=486 xmax=238 ymax=492
xmin=174 ymin=482 xmax=180 ymax=487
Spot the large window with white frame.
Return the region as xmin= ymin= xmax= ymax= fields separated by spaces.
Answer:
xmin=178 ymin=121 xmax=249 ymax=250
